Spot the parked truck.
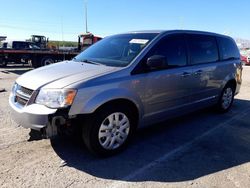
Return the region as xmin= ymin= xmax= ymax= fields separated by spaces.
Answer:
xmin=0 ymin=33 xmax=101 ymax=68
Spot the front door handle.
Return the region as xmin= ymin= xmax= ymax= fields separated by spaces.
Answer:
xmin=181 ymin=72 xmax=192 ymax=77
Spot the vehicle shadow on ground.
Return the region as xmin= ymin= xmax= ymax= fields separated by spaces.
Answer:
xmin=0 ymin=65 xmax=32 ymax=75
xmin=49 ymin=99 xmax=250 ymax=182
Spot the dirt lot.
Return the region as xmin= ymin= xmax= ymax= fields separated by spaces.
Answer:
xmin=0 ymin=65 xmax=250 ymax=188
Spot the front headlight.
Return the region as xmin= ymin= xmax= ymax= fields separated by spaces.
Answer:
xmin=35 ymin=88 xmax=77 ymax=108
xmin=12 ymin=83 xmax=18 ymax=94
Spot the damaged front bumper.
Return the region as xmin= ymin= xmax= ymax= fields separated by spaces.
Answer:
xmin=9 ymin=93 xmax=73 ymax=138
xmin=9 ymin=94 xmax=57 ymax=130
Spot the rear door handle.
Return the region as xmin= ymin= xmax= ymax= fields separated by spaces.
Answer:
xmin=181 ymin=72 xmax=192 ymax=77
xmin=194 ymin=70 xmax=203 ymax=75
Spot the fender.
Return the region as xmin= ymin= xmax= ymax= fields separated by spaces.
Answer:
xmin=220 ymin=72 xmax=237 ymax=90
xmin=68 ymin=88 xmax=144 ymax=119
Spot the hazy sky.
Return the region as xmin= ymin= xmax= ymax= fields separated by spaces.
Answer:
xmin=1 ymin=0 xmax=249 ymax=41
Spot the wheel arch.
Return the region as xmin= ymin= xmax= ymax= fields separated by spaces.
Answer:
xmin=94 ymin=98 xmax=140 ymax=124
xmin=69 ymin=88 xmax=144 ymax=122
xmin=221 ymin=73 xmax=237 ymax=92
xmin=223 ymin=78 xmax=237 ymax=93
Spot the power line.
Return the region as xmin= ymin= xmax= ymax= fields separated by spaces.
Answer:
xmin=0 ymin=24 xmax=80 ymax=35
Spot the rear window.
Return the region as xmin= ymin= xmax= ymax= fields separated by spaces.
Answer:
xmin=188 ymin=34 xmax=219 ymax=65
xmin=217 ymin=37 xmax=240 ymax=60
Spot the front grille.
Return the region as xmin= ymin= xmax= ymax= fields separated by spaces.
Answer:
xmin=20 ymin=86 xmax=33 ymax=96
xmin=15 ymin=95 xmax=28 ymax=106
xmin=14 ymin=85 xmax=34 ymax=106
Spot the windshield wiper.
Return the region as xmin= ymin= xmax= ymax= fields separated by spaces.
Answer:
xmin=80 ymin=59 xmax=103 ymax=65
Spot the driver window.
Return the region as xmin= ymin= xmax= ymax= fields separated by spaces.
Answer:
xmin=150 ymin=35 xmax=187 ymax=68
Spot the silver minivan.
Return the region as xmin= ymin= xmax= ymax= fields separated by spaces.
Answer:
xmin=9 ymin=30 xmax=242 ymax=156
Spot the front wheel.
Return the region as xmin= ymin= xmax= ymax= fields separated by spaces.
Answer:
xmin=216 ymin=84 xmax=235 ymax=113
xmin=82 ymin=104 xmax=136 ymax=157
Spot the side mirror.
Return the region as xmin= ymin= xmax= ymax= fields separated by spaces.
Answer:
xmin=146 ymin=55 xmax=167 ymax=70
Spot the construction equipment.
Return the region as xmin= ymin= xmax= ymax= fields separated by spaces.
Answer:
xmin=30 ymin=35 xmax=48 ymax=49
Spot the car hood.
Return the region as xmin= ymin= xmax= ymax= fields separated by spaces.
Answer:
xmin=16 ymin=61 xmax=118 ymax=90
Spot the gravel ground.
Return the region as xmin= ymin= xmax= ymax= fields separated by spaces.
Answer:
xmin=0 ymin=65 xmax=250 ymax=188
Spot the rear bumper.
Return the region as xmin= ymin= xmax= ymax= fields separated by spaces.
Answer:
xmin=9 ymin=94 xmax=57 ymax=130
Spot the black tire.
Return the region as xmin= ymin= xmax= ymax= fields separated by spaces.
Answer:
xmin=82 ymin=104 xmax=137 ymax=157
xmin=216 ymin=83 xmax=235 ymax=113
xmin=41 ymin=57 xmax=54 ymax=66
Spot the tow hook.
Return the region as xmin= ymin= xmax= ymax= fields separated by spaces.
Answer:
xmin=41 ymin=116 xmax=66 ymax=138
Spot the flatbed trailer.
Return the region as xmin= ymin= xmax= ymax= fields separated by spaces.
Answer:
xmin=0 ymin=48 xmax=79 ymax=68
xmin=0 ymin=33 xmax=102 ymax=68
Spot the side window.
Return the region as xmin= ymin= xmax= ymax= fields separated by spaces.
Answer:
xmin=13 ymin=42 xmax=19 ymax=49
xmin=13 ymin=42 xmax=25 ymax=49
xmin=217 ymin=37 xmax=240 ymax=60
xmin=149 ymin=35 xmax=187 ymax=68
xmin=188 ymin=34 xmax=219 ymax=65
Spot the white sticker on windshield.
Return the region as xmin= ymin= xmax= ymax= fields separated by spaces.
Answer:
xmin=129 ymin=39 xmax=149 ymax=44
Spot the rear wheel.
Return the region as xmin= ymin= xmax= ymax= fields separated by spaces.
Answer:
xmin=216 ymin=83 xmax=235 ymax=112
xmin=82 ymin=104 xmax=136 ymax=157
xmin=41 ymin=57 xmax=54 ymax=66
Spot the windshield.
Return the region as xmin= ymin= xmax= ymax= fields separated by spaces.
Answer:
xmin=74 ymin=33 xmax=159 ymax=67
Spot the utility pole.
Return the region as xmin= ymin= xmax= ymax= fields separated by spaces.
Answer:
xmin=85 ymin=0 xmax=88 ymax=33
